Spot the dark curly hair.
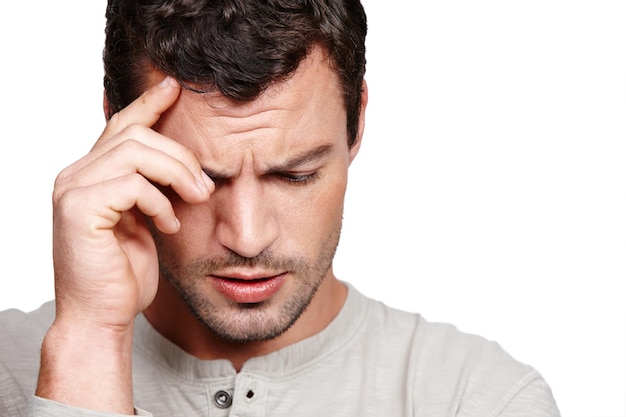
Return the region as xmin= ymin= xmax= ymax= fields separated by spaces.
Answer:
xmin=103 ymin=0 xmax=367 ymax=147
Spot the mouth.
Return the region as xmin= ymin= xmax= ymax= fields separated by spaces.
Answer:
xmin=210 ymin=273 xmax=287 ymax=304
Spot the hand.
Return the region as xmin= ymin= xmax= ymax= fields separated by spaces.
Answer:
xmin=52 ymin=76 xmax=212 ymax=331
xmin=36 ymin=77 xmax=213 ymax=413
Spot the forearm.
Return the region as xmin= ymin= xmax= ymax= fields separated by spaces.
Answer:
xmin=35 ymin=321 xmax=135 ymax=415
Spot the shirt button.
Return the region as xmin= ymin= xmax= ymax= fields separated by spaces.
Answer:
xmin=214 ymin=390 xmax=233 ymax=408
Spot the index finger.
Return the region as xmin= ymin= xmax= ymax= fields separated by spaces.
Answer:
xmin=99 ymin=76 xmax=181 ymax=143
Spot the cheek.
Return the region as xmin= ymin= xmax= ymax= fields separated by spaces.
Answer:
xmin=158 ymin=203 xmax=216 ymax=260
xmin=180 ymin=203 xmax=217 ymax=235
xmin=284 ymin=175 xmax=348 ymax=242
xmin=157 ymin=170 xmax=348 ymax=258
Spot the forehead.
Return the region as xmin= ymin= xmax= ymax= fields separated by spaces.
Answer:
xmin=153 ymin=47 xmax=348 ymax=172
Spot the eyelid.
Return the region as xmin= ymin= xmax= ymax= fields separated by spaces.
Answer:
xmin=278 ymin=171 xmax=320 ymax=185
xmin=202 ymin=167 xmax=321 ymax=185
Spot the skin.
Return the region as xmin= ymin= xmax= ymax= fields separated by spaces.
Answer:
xmin=143 ymin=47 xmax=365 ymax=363
xmin=36 ymin=46 xmax=367 ymax=414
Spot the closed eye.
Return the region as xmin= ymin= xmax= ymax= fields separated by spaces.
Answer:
xmin=278 ymin=171 xmax=320 ymax=185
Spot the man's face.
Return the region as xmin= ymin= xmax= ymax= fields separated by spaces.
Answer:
xmin=151 ymin=47 xmax=362 ymax=343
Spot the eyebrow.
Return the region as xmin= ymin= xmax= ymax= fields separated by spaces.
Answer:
xmin=268 ymin=143 xmax=334 ymax=173
xmin=202 ymin=143 xmax=334 ymax=180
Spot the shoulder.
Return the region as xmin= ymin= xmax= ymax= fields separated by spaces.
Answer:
xmin=0 ymin=301 xmax=55 ymax=346
xmin=0 ymin=301 xmax=55 ymax=375
xmin=356 ymin=294 xmax=559 ymax=416
xmin=0 ymin=301 xmax=56 ymax=362
xmin=410 ymin=315 xmax=559 ymax=416
xmin=361 ymin=299 xmax=529 ymax=377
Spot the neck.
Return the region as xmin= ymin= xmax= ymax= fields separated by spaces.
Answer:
xmin=143 ymin=272 xmax=347 ymax=371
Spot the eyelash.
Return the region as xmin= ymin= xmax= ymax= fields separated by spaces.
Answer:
xmin=201 ymin=169 xmax=320 ymax=186
xmin=279 ymin=172 xmax=320 ymax=185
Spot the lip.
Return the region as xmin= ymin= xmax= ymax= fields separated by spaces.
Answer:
xmin=211 ymin=273 xmax=287 ymax=304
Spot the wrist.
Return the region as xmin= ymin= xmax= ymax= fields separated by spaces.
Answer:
xmin=36 ymin=319 xmax=135 ymax=415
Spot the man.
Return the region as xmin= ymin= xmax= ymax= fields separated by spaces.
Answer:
xmin=0 ymin=0 xmax=560 ymax=416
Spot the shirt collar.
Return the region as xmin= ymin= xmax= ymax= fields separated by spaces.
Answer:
xmin=133 ymin=282 xmax=368 ymax=381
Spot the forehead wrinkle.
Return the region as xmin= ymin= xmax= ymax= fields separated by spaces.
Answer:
xmin=162 ymin=46 xmax=345 ymax=180
xmin=179 ymin=88 xmax=303 ymax=140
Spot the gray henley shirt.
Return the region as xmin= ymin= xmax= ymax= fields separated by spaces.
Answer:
xmin=0 ymin=284 xmax=560 ymax=416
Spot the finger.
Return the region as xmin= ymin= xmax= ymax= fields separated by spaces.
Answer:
xmin=97 ymin=76 xmax=181 ymax=147
xmin=59 ymin=139 xmax=214 ymax=204
xmin=61 ymin=124 xmax=208 ymax=187
xmin=58 ymin=173 xmax=182 ymax=235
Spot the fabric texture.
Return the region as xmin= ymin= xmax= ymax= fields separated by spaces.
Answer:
xmin=0 ymin=284 xmax=560 ymax=417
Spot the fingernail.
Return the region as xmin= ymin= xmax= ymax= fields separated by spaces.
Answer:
xmin=159 ymin=76 xmax=178 ymax=88
xmin=158 ymin=76 xmax=171 ymax=88
xmin=196 ymin=171 xmax=214 ymax=194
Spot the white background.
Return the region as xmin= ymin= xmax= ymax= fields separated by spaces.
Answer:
xmin=0 ymin=1 xmax=624 ymax=416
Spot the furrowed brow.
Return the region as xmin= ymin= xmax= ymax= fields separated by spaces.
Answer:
xmin=201 ymin=144 xmax=334 ymax=180
xmin=269 ymin=144 xmax=334 ymax=173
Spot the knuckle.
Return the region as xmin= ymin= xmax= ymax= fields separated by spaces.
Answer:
xmin=52 ymin=167 xmax=73 ymax=204
xmin=118 ymin=124 xmax=150 ymax=146
xmin=178 ymin=146 xmax=199 ymax=167
xmin=103 ymin=111 xmax=122 ymax=133
xmin=127 ymin=172 xmax=146 ymax=188
xmin=125 ymin=173 xmax=154 ymax=197
xmin=120 ymin=123 xmax=142 ymax=139
xmin=53 ymin=186 xmax=83 ymax=217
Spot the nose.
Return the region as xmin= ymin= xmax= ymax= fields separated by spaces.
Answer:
xmin=212 ymin=179 xmax=279 ymax=258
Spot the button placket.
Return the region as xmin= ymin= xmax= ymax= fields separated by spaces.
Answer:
xmin=230 ymin=373 xmax=269 ymax=417
xmin=207 ymin=380 xmax=235 ymax=417
xmin=214 ymin=390 xmax=233 ymax=409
